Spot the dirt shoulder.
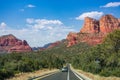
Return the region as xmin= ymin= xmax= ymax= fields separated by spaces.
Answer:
xmin=7 ymin=69 xmax=59 ymax=80
xmin=74 ymin=69 xmax=120 ymax=80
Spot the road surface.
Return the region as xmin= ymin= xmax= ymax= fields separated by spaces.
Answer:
xmin=40 ymin=65 xmax=85 ymax=80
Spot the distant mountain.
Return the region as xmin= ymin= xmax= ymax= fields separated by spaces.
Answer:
xmin=32 ymin=43 xmax=53 ymax=51
xmin=43 ymin=43 xmax=53 ymax=48
xmin=0 ymin=34 xmax=32 ymax=53
xmin=32 ymin=39 xmax=67 ymax=51
xmin=32 ymin=47 xmax=41 ymax=51
xmin=67 ymin=14 xmax=120 ymax=47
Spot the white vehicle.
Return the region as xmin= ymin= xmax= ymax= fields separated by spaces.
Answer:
xmin=61 ymin=67 xmax=68 ymax=72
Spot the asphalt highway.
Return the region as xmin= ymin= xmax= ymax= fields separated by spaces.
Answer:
xmin=40 ymin=65 xmax=85 ymax=80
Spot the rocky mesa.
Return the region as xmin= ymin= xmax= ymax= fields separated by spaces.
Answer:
xmin=67 ymin=14 xmax=120 ymax=47
xmin=0 ymin=34 xmax=32 ymax=53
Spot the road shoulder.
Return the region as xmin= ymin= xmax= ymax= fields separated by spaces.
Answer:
xmin=7 ymin=69 xmax=59 ymax=80
xmin=71 ymin=67 xmax=120 ymax=80
xmin=71 ymin=67 xmax=92 ymax=80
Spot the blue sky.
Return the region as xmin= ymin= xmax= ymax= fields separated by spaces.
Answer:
xmin=0 ymin=0 xmax=120 ymax=47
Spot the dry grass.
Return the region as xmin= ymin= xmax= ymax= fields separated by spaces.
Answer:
xmin=7 ymin=69 xmax=58 ymax=80
xmin=75 ymin=69 xmax=120 ymax=80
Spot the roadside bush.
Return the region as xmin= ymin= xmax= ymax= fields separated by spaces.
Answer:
xmin=99 ymin=68 xmax=111 ymax=77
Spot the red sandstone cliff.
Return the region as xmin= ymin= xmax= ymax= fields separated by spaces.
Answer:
xmin=67 ymin=14 xmax=120 ymax=47
xmin=0 ymin=34 xmax=32 ymax=53
xmin=67 ymin=32 xmax=77 ymax=47
xmin=100 ymin=15 xmax=120 ymax=33
xmin=80 ymin=17 xmax=99 ymax=33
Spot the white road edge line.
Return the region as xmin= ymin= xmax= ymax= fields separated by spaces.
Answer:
xmin=32 ymin=71 xmax=59 ymax=80
xmin=67 ymin=69 xmax=70 ymax=80
xmin=72 ymin=71 xmax=83 ymax=80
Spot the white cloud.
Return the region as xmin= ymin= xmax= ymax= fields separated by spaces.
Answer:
xmin=27 ymin=4 xmax=36 ymax=8
xmin=34 ymin=19 xmax=63 ymax=25
xmin=19 ymin=4 xmax=36 ymax=12
xmin=26 ymin=18 xmax=63 ymax=30
xmin=47 ymin=26 xmax=53 ymax=30
xmin=0 ymin=19 xmax=75 ymax=47
xmin=0 ymin=27 xmax=75 ymax=47
xmin=0 ymin=22 xmax=7 ymax=28
xmin=26 ymin=18 xmax=34 ymax=24
xmin=76 ymin=11 xmax=104 ymax=20
xmin=101 ymin=2 xmax=120 ymax=8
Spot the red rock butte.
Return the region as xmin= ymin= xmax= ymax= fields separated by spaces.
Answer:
xmin=67 ymin=14 xmax=120 ymax=47
xmin=0 ymin=34 xmax=32 ymax=53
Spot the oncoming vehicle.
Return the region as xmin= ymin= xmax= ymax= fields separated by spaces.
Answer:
xmin=61 ymin=67 xmax=68 ymax=72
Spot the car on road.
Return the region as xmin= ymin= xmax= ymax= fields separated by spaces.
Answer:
xmin=61 ymin=67 xmax=68 ymax=72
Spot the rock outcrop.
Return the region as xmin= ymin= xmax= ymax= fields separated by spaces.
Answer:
xmin=67 ymin=14 xmax=120 ymax=46
xmin=67 ymin=32 xmax=77 ymax=47
xmin=0 ymin=34 xmax=32 ymax=53
xmin=80 ymin=17 xmax=99 ymax=33
xmin=100 ymin=14 xmax=120 ymax=33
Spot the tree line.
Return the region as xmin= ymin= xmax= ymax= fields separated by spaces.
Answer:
xmin=71 ymin=30 xmax=120 ymax=77
xmin=0 ymin=30 xmax=120 ymax=79
xmin=0 ymin=53 xmax=64 ymax=79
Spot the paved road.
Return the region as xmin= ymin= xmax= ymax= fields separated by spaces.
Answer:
xmin=40 ymin=71 xmax=67 ymax=80
xmin=40 ymin=65 xmax=84 ymax=80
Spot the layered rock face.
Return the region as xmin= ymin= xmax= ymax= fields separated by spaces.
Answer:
xmin=67 ymin=14 xmax=120 ymax=46
xmin=80 ymin=17 xmax=99 ymax=33
xmin=67 ymin=32 xmax=77 ymax=47
xmin=100 ymin=15 xmax=120 ymax=33
xmin=0 ymin=34 xmax=32 ymax=53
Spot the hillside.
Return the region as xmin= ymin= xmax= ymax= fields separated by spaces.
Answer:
xmin=0 ymin=34 xmax=32 ymax=53
xmin=38 ymin=30 xmax=120 ymax=77
xmin=0 ymin=14 xmax=120 ymax=80
xmin=71 ymin=30 xmax=120 ymax=77
xmin=67 ymin=14 xmax=120 ymax=47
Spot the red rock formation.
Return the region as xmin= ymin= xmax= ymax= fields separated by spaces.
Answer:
xmin=77 ymin=33 xmax=104 ymax=46
xmin=67 ymin=14 xmax=120 ymax=46
xmin=80 ymin=17 xmax=99 ymax=33
xmin=67 ymin=32 xmax=77 ymax=47
xmin=118 ymin=19 xmax=120 ymax=23
xmin=100 ymin=14 xmax=120 ymax=33
xmin=0 ymin=34 xmax=32 ymax=53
